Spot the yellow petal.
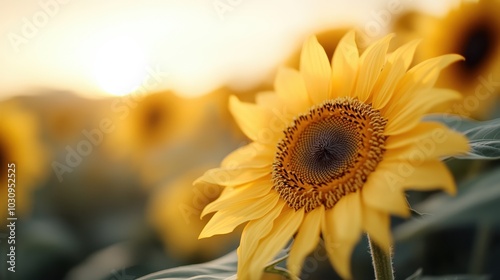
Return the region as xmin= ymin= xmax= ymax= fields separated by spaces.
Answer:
xmin=248 ymin=207 xmax=304 ymax=280
xmin=199 ymin=193 xmax=279 ymax=238
xmin=255 ymin=91 xmax=282 ymax=110
xmin=402 ymin=160 xmax=457 ymax=195
xmin=274 ymin=67 xmax=312 ymax=113
xmin=363 ymin=155 xmax=458 ymax=203
xmin=327 ymin=191 xmax=363 ymax=242
xmin=362 ymin=171 xmax=410 ymax=217
xmin=229 ymin=95 xmax=280 ymax=143
xmin=372 ymin=40 xmax=420 ymax=110
xmin=287 ymin=206 xmax=324 ymax=277
xmin=384 ymin=127 xmax=469 ymax=162
xmin=322 ymin=231 xmax=357 ymax=279
xmin=300 ymin=36 xmax=331 ymax=104
xmin=221 ymin=142 xmax=274 ymax=169
xmin=362 ymin=205 xmax=392 ymax=252
xmin=201 ymin=177 xmax=272 ymax=217
xmin=354 ymin=34 xmax=393 ymax=103
xmin=391 ymin=54 xmax=464 ymax=109
xmin=384 ymin=89 xmax=461 ymax=135
xmin=237 ymin=201 xmax=285 ymax=279
xmin=321 ymin=192 xmax=363 ymax=279
xmin=385 ymin=121 xmax=449 ymax=150
xmin=195 ymin=166 xmax=269 ymax=187
xmin=330 ymin=30 xmax=359 ymax=99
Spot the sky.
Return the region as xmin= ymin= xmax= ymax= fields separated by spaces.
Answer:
xmin=0 ymin=0 xmax=455 ymax=100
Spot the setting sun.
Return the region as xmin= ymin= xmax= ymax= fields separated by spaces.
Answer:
xmin=89 ymin=35 xmax=148 ymax=96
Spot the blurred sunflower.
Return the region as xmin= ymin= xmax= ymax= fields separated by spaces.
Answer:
xmin=45 ymin=108 xmax=84 ymax=144
xmin=148 ymin=166 xmax=240 ymax=261
xmin=114 ymin=91 xmax=199 ymax=152
xmin=393 ymin=0 xmax=500 ymax=119
xmin=28 ymin=93 xmax=96 ymax=147
xmin=0 ymin=101 xmax=48 ymax=224
xmin=390 ymin=10 xmax=434 ymax=59
xmin=107 ymin=91 xmax=208 ymax=184
xmin=196 ymin=32 xmax=469 ymax=279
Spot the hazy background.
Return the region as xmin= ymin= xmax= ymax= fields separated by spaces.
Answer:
xmin=0 ymin=0 xmax=452 ymax=99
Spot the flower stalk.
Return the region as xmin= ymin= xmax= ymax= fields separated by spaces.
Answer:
xmin=368 ymin=234 xmax=394 ymax=280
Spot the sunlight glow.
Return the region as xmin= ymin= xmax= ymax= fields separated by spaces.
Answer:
xmin=90 ymin=35 xmax=148 ymax=96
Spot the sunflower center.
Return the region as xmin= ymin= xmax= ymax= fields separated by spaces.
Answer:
xmin=272 ymin=97 xmax=387 ymax=212
xmin=145 ymin=106 xmax=165 ymax=132
xmin=289 ymin=117 xmax=359 ymax=183
xmin=459 ymin=22 xmax=496 ymax=72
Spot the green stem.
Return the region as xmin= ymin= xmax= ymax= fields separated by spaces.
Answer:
xmin=368 ymin=234 xmax=394 ymax=280
xmin=468 ymin=220 xmax=492 ymax=274
xmin=264 ymin=254 xmax=296 ymax=280
xmin=264 ymin=266 xmax=294 ymax=280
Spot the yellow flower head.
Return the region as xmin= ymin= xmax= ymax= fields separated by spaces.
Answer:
xmin=107 ymin=90 xmax=210 ymax=185
xmin=148 ymin=166 xmax=241 ymax=261
xmin=394 ymin=0 xmax=500 ymax=119
xmin=120 ymin=91 xmax=197 ymax=151
xmin=197 ymin=31 xmax=469 ymax=279
xmin=1 ymin=101 xmax=48 ymax=223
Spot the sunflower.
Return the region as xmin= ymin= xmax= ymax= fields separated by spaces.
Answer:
xmin=390 ymin=10 xmax=435 ymax=60
xmin=196 ymin=31 xmax=469 ymax=279
xmin=148 ymin=166 xmax=241 ymax=261
xmin=393 ymin=0 xmax=500 ymax=119
xmin=41 ymin=95 xmax=97 ymax=147
xmin=107 ymin=90 xmax=209 ymax=185
xmin=0 ymin=101 xmax=48 ymax=224
xmin=114 ymin=91 xmax=195 ymax=152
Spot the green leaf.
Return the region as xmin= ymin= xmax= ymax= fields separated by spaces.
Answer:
xmin=419 ymin=276 xmax=489 ymax=280
xmin=394 ymin=166 xmax=500 ymax=242
xmin=404 ymin=268 xmax=490 ymax=280
xmin=405 ymin=268 xmax=423 ymax=280
xmin=137 ymin=249 xmax=291 ymax=280
xmin=424 ymin=115 xmax=500 ymax=160
xmin=137 ymin=251 xmax=238 ymax=280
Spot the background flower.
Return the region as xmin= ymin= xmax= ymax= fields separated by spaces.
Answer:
xmin=391 ymin=0 xmax=500 ymax=119
xmin=147 ymin=166 xmax=240 ymax=262
xmin=0 ymin=101 xmax=48 ymax=225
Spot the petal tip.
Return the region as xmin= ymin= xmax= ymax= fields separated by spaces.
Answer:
xmin=198 ymin=228 xmax=212 ymax=239
xmin=228 ymin=94 xmax=240 ymax=110
xmin=304 ymin=35 xmax=320 ymax=46
xmin=193 ymin=175 xmax=207 ymax=186
xmin=200 ymin=207 xmax=211 ymax=219
xmin=442 ymin=53 xmax=466 ymax=65
xmin=445 ymin=186 xmax=457 ymax=196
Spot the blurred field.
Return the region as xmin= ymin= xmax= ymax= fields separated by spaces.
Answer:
xmin=1 ymin=1 xmax=500 ymax=280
